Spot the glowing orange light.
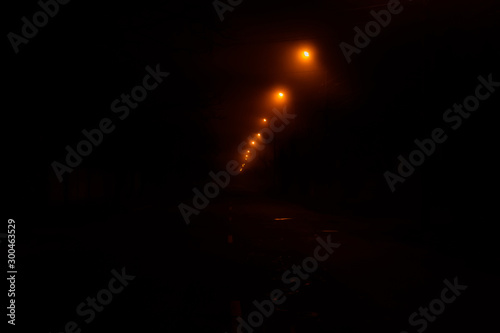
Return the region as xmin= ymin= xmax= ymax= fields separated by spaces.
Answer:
xmin=304 ymin=51 xmax=309 ymax=57
xmin=257 ymin=133 xmax=261 ymax=137
xmin=247 ymin=150 xmax=250 ymax=153
xmin=251 ymin=141 xmax=255 ymax=145
xmin=263 ymin=118 xmax=267 ymax=122
xmin=278 ymin=92 xmax=284 ymax=98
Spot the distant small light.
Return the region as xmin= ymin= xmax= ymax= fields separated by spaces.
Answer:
xmin=263 ymin=118 xmax=267 ymax=122
xmin=278 ymin=92 xmax=284 ymax=97
xmin=257 ymin=133 xmax=261 ymax=137
xmin=251 ymin=141 xmax=255 ymax=145
xmin=304 ymin=51 xmax=310 ymax=57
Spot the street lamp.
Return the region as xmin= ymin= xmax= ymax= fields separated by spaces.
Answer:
xmin=299 ymin=49 xmax=312 ymax=61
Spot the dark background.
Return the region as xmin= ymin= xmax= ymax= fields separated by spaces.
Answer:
xmin=3 ymin=0 xmax=500 ymax=332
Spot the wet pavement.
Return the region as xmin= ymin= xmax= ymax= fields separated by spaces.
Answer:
xmin=23 ymin=190 xmax=498 ymax=333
